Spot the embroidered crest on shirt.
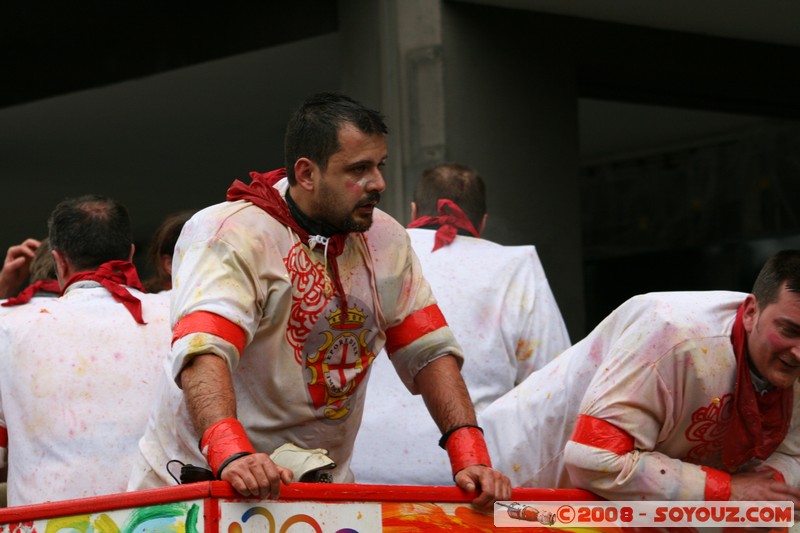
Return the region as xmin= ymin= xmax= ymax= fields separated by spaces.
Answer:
xmin=306 ymin=306 xmax=375 ymax=420
xmin=284 ymin=241 xmax=377 ymax=421
xmin=684 ymin=393 xmax=733 ymax=465
xmin=285 ymin=242 xmax=330 ymax=365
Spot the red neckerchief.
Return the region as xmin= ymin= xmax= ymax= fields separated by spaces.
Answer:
xmin=62 ymin=260 xmax=147 ymax=324
xmin=406 ymin=199 xmax=479 ymax=251
xmin=2 ymin=279 xmax=61 ymax=306
xmin=226 ymin=168 xmax=349 ymax=310
xmin=722 ymin=303 xmax=793 ymax=470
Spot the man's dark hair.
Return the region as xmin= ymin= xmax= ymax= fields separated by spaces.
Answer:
xmin=752 ymin=249 xmax=800 ymax=309
xmin=413 ymin=163 xmax=487 ymax=230
xmin=284 ymin=92 xmax=388 ymax=184
xmin=48 ymin=194 xmax=133 ymax=271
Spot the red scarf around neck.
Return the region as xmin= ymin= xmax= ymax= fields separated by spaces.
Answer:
xmin=722 ymin=304 xmax=793 ymax=470
xmin=226 ymin=168 xmax=349 ymax=310
xmin=406 ymin=198 xmax=480 ymax=251
xmin=62 ymin=260 xmax=147 ymax=324
xmin=2 ymin=279 xmax=61 ymax=306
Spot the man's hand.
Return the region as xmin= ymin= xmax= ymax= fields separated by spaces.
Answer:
xmin=454 ymin=464 xmax=512 ymax=511
xmin=730 ymin=470 xmax=800 ymax=506
xmin=0 ymin=238 xmax=41 ymax=298
xmin=221 ymin=452 xmax=293 ymax=500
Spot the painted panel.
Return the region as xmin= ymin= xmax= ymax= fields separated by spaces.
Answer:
xmin=0 ymin=499 xmax=203 ymax=533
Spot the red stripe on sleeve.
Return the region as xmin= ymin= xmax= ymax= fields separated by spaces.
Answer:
xmin=0 ymin=426 xmax=7 ymax=448
xmin=172 ymin=311 xmax=247 ymax=355
xmin=570 ymin=414 xmax=635 ymax=455
xmin=384 ymin=304 xmax=447 ymax=355
xmin=701 ymin=465 xmax=731 ymax=501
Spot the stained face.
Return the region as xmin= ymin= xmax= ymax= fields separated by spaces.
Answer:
xmin=744 ymin=284 xmax=800 ymax=389
xmin=310 ymin=123 xmax=387 ymax=233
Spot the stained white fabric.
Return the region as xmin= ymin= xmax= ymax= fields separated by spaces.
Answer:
xmin=351 ymin=229 xmax=570 ymax=485
xmin=0 ymin=283 xmax=170 ymax=506
xmin=129 ymin=183 xmax=462 ymax=489
xmin=480 ymin=291 xmax=800 ymax=500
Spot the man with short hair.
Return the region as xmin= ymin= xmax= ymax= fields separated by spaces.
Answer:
xmin=130 ymin=93 xmax=510 ymax=508
xmin=481 ymin=250 xmax=800 ymax=506
xmin=0 ymin=195 xmax=171 ymax=506
xmin=352 ymin=162 xmax=570 ymax=485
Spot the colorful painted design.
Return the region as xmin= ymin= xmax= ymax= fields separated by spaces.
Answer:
xmin=306 ymin=307 xmax=375 ymax=420
xmin=0 ymin=502 xmax=200 ymax=533
xmin=285 ymin=243 xmax=331 ymax=365
xmin=381 ymin=502 xmax=496 ymax=532
xmin=220 ymin=501 xmax=382 ymax=532
xmin=283 ymin=242 xmax=377 ymax=421
xmin=684 ymin=393 xmax=733 ymax=465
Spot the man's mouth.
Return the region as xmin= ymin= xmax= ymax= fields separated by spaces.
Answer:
xmin=779 ymin=357 xmax=800 ymax=369
xmin=357 ymin=193 xmax=381 ymax=210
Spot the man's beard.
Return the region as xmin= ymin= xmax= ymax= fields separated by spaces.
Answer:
xmin=317 ymin=191 xmax=381 ymax=233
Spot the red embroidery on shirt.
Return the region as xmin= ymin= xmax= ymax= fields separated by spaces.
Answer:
xmin=306 ymin=307 xmax=375 ymax=419
xmin=685 ymin=393 xmax=734 ymax=465
xmin=285 ymin=242 xmax=331 ymax=365
xmin=284 ymin=241 xmax=377 ymax=420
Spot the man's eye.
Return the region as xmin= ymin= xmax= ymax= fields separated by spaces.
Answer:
xmin=781 ymin=326 xmax=800 ymax=337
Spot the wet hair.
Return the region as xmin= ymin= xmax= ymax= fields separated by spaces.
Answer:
xmin=284 ymin=92 xmax=388 ymax=184
xmin=29 ymin=237 xmax=56 ymax=282
xmin=142 ymin=210 xmax=193 ymax=292
xmin=751 ymin=249 xmax=800 ymax=309
xmin=48 ymin=194 xmax=132 ymax=272
xmin=413 ymin=163 xmax=487 ymax=230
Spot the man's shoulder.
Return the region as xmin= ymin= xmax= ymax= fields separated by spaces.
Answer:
xmin=363 ymin=209 xmax=409 ymax=244
xmin=609 ymin=290 xmax=745 ymax=340
xmin=180 ymin=200 xmax=286 ymax=248
xmin=624 ymin=290 xmax=746 ymax=311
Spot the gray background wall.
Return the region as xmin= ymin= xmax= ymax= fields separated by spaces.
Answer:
xmin=2 ymin=1 xmax=800 ymax=340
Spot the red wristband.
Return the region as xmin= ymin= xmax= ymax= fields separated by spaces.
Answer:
xmin=444 ymin=426 xmax=492 ymax=478
xmin=701 ymin=465 xmax=731 ymax=501
xmin=200 ymin=418 xmax=256 ymax=478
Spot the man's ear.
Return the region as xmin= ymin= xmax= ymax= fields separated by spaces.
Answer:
xmin=52 ymin=250 xmax=69 ymax=289
xmin=478 ymin=213 xmax=488 ymax=236
xmin=742 ymin=293 xmax=759 ymax=334
xmin=293 ymin=158 xmax=316 ymax=191
xmin=161 ymin=254 xmax=173 ymax=276
xmin=410 ymin=202 xmax=418 ymax=221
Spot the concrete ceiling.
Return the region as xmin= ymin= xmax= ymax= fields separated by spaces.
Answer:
xmin=456 ymin=0 xmax=800 ymax=47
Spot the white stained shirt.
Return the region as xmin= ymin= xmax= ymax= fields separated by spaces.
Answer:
xmin=0 ymin=283 xmax=171 ymax=506
xmin=480 ymin=291 xmax=800 ymax=499
xmin=351 ymin=229 xmax=571 ymax=485
xmin=129 ymin=190 xmax=462 ymax=490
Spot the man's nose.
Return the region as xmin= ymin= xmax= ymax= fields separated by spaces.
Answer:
xmin=366 ymin=169 xmax=386 ymax=193
xmin=790 ymin=343 xmax=800 ymax=362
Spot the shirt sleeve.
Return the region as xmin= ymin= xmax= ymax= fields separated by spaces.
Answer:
xmin=563 ymin=336 xmax=727 ymax=501
xmin=378 ymin=226 xmax=463 ymax=393
xmin=169 ymin=207 xmax=275 ymax=382
xmin=513 ymin=247 xmax=571 ymax=384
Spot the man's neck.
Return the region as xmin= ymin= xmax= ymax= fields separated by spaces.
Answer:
xmin=285 ymin=189 xmax=343 ymax=238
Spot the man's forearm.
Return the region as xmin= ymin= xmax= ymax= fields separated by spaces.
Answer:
xmin=180 ymin=353 xmax=238 ymax=434
xmin=414 ymin=354 xmax=476 ymax=432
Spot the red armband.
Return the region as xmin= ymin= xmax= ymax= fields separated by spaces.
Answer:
xmin=200 ymin=418 xmax=256 ymax=478
xmin=701 ymin=465 xmax=731 ymax=501
xmin=441 ymin=425 xmax=492 ymax=478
